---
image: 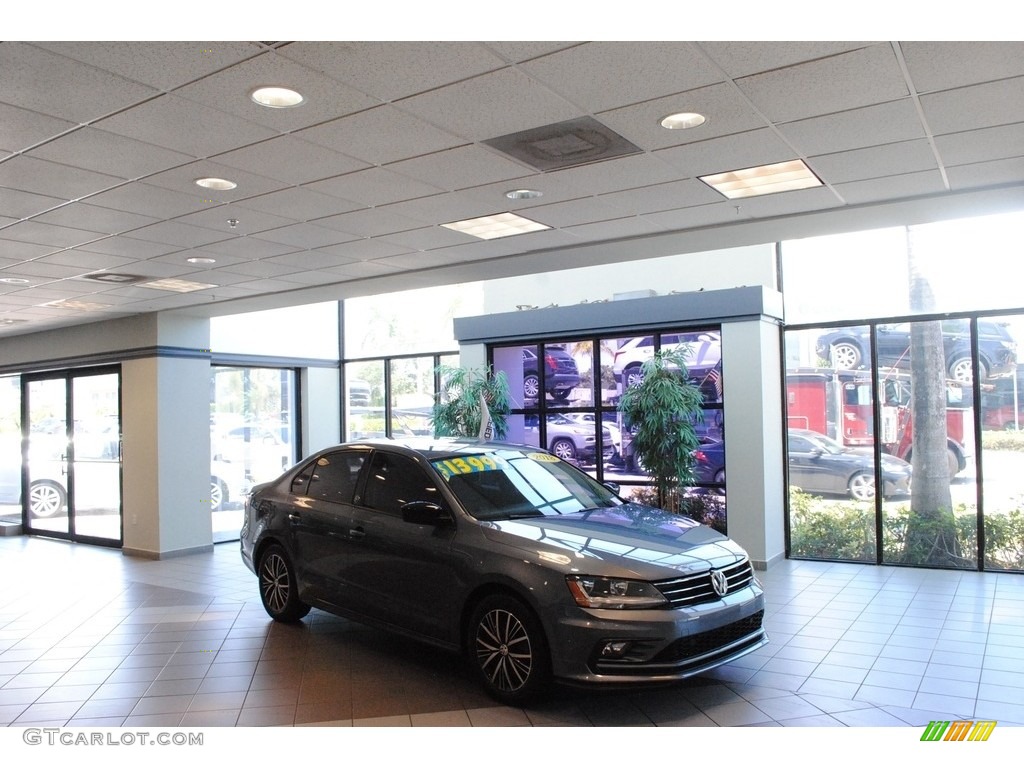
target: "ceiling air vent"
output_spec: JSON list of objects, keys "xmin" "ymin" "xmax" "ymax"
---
[
  {"xmin": 483, "ymin": 116, "xmax": 642, "ymax": 172},
  {"xmin": 83, "ymin": 273, "xmax": 148, "ymax": 284}
]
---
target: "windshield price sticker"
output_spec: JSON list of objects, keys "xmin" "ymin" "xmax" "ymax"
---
[
  {"xmin": 527, "ymin": 452, "xmax": 561, "ymax": 463},
  {"xmin": 432, "ymin": 455, "xmax": 501, "ymax": 479}
]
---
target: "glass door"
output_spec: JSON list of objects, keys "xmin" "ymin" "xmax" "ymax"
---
[{"xmin": 23, "ymin": 369, "xmax": 122, "ymax": 546}]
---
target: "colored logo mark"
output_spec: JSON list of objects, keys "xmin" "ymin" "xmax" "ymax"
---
[{"xmin": 920, "ymin": 720, "xmax": 996, "ymax": 742}]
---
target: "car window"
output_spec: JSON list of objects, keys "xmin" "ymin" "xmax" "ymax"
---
[
  {"xmin": 362, "ymin": 451, "xmax": 443, "ymax": 516},
  {"xmin": 305, "ymin": 450, "xmax": 367, "ymax": 504}
]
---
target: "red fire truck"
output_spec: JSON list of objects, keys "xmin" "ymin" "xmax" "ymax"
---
[{"xmin": 785, "ymin": 368, "xmax": 972, "ymax": 476}]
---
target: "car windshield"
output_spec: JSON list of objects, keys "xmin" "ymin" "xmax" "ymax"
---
[{"xmin": 430, "ymin": 448, "xmax": 621, "ymax": 521}]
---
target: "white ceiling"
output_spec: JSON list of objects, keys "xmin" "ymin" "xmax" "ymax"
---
[{"xmin": 1, "ymin": 40, "xmax": 1023, "ymax": 336}]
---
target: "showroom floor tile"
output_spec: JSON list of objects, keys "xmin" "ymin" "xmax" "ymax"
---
[{"xmin": 1, "ymin": 535, "xmax": 1023, "ymax": 727}]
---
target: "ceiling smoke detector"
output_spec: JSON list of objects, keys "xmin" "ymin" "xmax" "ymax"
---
[{"xmin": 483, "ymin": 117, "xmax": 642, "ymax": 172}]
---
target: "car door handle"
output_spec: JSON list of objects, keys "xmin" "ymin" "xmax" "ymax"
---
[
  {"xmin": 348, "ymin": 526, "xmax": 365, "ymax": 539},
  {"xmin": 288, "ymin": 513, "xmax": 301, "ymax": 523}
]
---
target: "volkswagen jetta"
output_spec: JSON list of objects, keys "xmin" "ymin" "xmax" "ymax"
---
[{"xmin": 240, "ymin": 438, "xmax": 767, "ymax": 704}]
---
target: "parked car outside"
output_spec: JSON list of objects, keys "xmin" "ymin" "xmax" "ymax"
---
[
  {"xmin": 524, "ymin": 413, "xmax": 613, "ymax": 464},
  {"xmin": 210, "ymin": 459, "xmax": 253, "ymax": 511},
  {"xmin": 693, "ymin": 440, "xmax": 726, "ymax": 484},
  {"xmin": 815, "ymin": 320, "xmax": 1016, "ymax": 383},
  {"xmin": 612, "ymin": 333, "xmax": 723, "ymax": 401},
  {"xmin": 240, "ymin": 438, "xmax": 767, "ymax": 703},
  {"xmin": 522, "ymin": 346, "xmax": 580, "ymax": 402},
  {"xmin": 787, "ymin": 428, "xmax": 912, "ymax": 501}
]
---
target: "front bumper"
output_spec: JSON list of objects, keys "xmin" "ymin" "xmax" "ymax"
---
[{"xmin": 545, "ymin": 585, "xmax": 767, "ymax": 685}]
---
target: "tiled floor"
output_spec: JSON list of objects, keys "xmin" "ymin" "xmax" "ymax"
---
[{"xmin": 1, "ymin": 534, "xmax": 1023, "ymax": 727}]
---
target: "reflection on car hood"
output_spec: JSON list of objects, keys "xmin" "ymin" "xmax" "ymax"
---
[{"xmin": 479, "ymin": 503, "xmax": 746, "ymax": 578}]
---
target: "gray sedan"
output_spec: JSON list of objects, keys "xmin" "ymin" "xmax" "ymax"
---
[{"xmin": 240, "ymin": 438, "xmax": 767, "ymax": 704}]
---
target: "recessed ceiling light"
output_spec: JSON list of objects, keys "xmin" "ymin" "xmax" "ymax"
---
[
  {"xmin": 505, "ymin": 189, "xmax": 543, "ymax": 201},
  {"xmin": 142, "ymin": 278, "xmax": 217, "ymax": 293},
  {"xmin": 699, "ymin": 159, "xmax": 823, "ymax": 199},
  {"xmin": 0, "ymin": 277, "xmax": 30, "ymax": 284},
  {"xmin": 187, "ymin": 256, "xmax": 217, "ymax": 264},
  {"xmin": 43, "ymin": 299, "xmax": 111, "ymax": 311},
  {"xmin": 84, "ymin": 272, "xmax": 146, "ymax": 284},
  {"xmin": 441, "ymin": 212, "xmax": 550, "ymax": 240},
  {"xmin": 250, "ymin": 86, "xmax": 304, "ymax": 108},
  {"xmin": 195, "ymin": 177, "xmax": 237, "ymax": 191},
  {"xmin": 660, "ymin": 112, "xmax": 707, "ymax": 130}
]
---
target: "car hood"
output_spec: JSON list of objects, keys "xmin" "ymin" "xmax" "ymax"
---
[{"xmin": 477, "ymin": 503, "xmax": 747, "ymax": 579}]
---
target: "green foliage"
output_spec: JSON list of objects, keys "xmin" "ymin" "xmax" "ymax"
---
[
  {"xmin": 617, "ymin": 349, "xmax": 704, "ymax": 506},
  {"xmin": 788, "ymin": 489, "xmax": 1024, "ymax": 571},
  {"xmin": 431, "ymin": 365, "xmax": 511, "ymax": 440},
  {"xmin": 981, "ymin": 430, "xmax": 1024, "ymax": 452}
]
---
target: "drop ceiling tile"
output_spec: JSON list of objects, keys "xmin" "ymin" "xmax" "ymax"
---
[
  {"xmin": 141, "ymin": 160, "xmax": 289, "ymax": 203},
  {"xmin": 808, "ymin": 139, "xmax": 939, "ymax": 185},
  {"xmin": 778, "ymin": 99, "xmax": 926, "ymax": 157},
  {"xmin": 935, "ymin": 123, "xmax": 1024, "ymax": 166},
  {"xmin": 175, "ymin": 50, "xmax": 380, "ymax": 132},
  {"xmin": 656, "ymin": 128, "xmax": 798, "ymax": 178},
  {"xmin": 382, "ymin": 191, "xmax": 510, "ymax": 228},
  {"xmin": 737, "ymin": 44, "xmax": 908, "ymax": 123},
  {"xmin": 698, "ymin": 41, "xmax": 874, "ymax": 79},
  {"xmin": 388, "ymin": 145, "xmax": 534, "ymax": 192},
  {"xmin": 313, "ymin": 238, "xmax": 414, "ymax": 262},
  {"xmin": 0, "ymin": 188, "xmax": 67, "ymax": 219},
  {"xmin": 520, "ymin": 197, "xmax": 628, "ymax": 229},
  {"xmin": 639, "ymin": 202, "xmax": 742, "ymax": 232},
  {"xmin": 833, "ymin": 170, "xmax": 947, "ymax": 205},
  {"xmin": 296, "ymin": 105, "xmax": 466, "ymax": 167},
  {"xmin": 597, "ymin": 83, "xmax": 769, "ymax": 152},
  {"xmin": 281, "ymin": 41, "xmax": 507, "ymax": 102},
  {"xmin": 95, "ymin": 93, "xmax": 278, "ymax": 158},
  {"xmin": 218, "ymin": 259, "xmax": 319, "ymax": 279},
  {"xmin": 251, "ymin": 223, "xmax": 361, "ymax": 250},
  {"xmin": 377, "ymin": 226, "xmax": 477, "ymax": 251},
  {"xmin": 34, "ymin": 41, "xmax": 264, "ymax": 91},
  {"xmin": 0, "ymin": 220, "xmax": 105, "ymax": 248},
  {"xmin": 197, "ymin": 236, "xmax": 301, "ymax": 260},
  {"xmin": 128, "ymin": 220, "xmax": 234, "ymax": 249},
  {"xmin": 238, "ymin": 187, "xmax": 363, "ymax": 222},
  {"xmin": 34, "ymin": 203, "xmax": 158, "ymax": 235},
  {"xmin": 37, "ymin": 250, "xmax": 138, "ymax": 271},
  {"xmin": 174, "ymin": 204, "xmax": 298, "ymax": 236},
  {"xmin": 901, "ymin": 41, "xmax": 1024, "ymax": 94},
  {"xmin": 316, "ymin": 207, "xmax": 435, "ymax": 239},
  {"xmin": 213, "ymin": 135, "xmax": 370, "ymax": 186},
  {"xmin": 563, "ymin": 216, "xmax": 666, "ymax": 241},
  {"xmin": 947, "ymin": 156, "xmax": 1024, "ymax": 191},
  {"xmin": 521, "ymin": 42, "xmax": 722, "ymax": 113},
  {"xmin": 76, "ymin": 236, "xmax": 183, "ymax": 259},
  {"xmin": 727, "ymin": 185, "xmax": 843, "ymax": 219},
  {"xmin": 0, "ymin": 239, "xmax": 58, "ymax": 261},
  {"xmin": 28, "ymin": 128, "xmax": 194, "ymax": 180},
  {"xmin": 0, "ymin": 260, "xmax": 91, "ymax": 279},
  {"xmin": 397, "ymin": 67, "xmax": 581, "ymax": 142},
  {"xmin": 596, "ymin": 178, "xmax": 723, "ymax": 215},
  {"xmin": 85, "ymin": 182, "xmax": 212, "ymax": 219},
  {"xmin": 482, "ymin": 42, "xmax": 580, "ymax": 63},
  {"xmin": 0, "ymin": 102, "xmax": 76, "ymax": 154},
  {"xmin": 0, "ymin": 42, "xmax": 159, "ymax": 123},
  {"xmin": 543, "ymin": 152, "xmax": 682, "ymax": 196},
  {"xmin": 307, "ymin": 167, "xmax": 445, "ymax": 208},
  {"xmin": 263, "ymin": 250, "xmax": 361, "ymax": 270},
  {"xmin": 318, "ymin": 259, "xmax": 403, "ymax": 280},
  {"xmin": 0, "ymin": 155, "xmax": 124, "ymax": 200},
  {"xmin": 921, "ymin": 77, "xmax": 1024, "ymax": 135}
]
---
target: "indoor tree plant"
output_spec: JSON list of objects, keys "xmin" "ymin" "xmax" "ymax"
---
[
  {"xmin": 431, "ymin": 364, "xmax": 512, "ymax": 440},
  {"xmin": 617, "ymin": 348, "xmax": 705, "ymax": 511}
]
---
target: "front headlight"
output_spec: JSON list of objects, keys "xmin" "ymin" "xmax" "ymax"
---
[{"xmin": 565, "ymin": 575, "xmax": 668, "ymax": 609}]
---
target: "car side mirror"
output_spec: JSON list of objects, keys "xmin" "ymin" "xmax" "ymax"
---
[
  {"xmin": 603, "ymin": 481, "xmax": 621, "ymax": 495},
  {"xmin": 401, "ymin": 500, "xmax": 451, "ymax": 526}
]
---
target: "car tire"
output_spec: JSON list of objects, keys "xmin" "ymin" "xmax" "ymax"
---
[
  {"xmin": 467, "ymin": 594, "xmax": 550, "ymax": 705},
  {"xmin": 624, "ymin": 364, "xmax": 644, "ymax": 388},
  {"xmin": 713, "ymin": 469, "xmax": 726, "ymax": 484},
  {"xmin": 210, "ymin": 478, "xmax": 227, "ymax": 511},
  {"xmin": 523, "ymin": 374, "xmax": 540, "ymax": 400},
  {"xmin": 551, "ymin": 388, "xmax": 572, "ymax": 401},
  {"xmin": 257, "ymin": 544, "xmax": 311, "ymax": 623},
  {"xmin": 550, "ymin": 438, "xmax": 577, "ymax": 461},
  {"xmin": 948, "ymin": 356, "xmax": 984, "ymax": 383},
  {"xmin": 848, "ymin": 472, "xmax": 875, "ymax": 502},
  {"xmin": 829, "ymin": 341, "xmax": 862, "ymax": 370},
  {"xmin": 28, "ymin": 480, "xmax": 66, "ymax": 518}
]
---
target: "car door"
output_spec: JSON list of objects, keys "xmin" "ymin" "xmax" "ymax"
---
[
  {"xmin": 787, "ymin": 434, "xmax": 841, "ymax": 495},
  {"xmin": 343, "ymin": 449, "xmax": 462, "ymax": 643},
  {"xmin": 287, "ymin": 448, "xmax": 370, "ymax": 607}
]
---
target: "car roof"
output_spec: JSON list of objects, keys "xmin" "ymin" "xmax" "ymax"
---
[{"xmin": 317, "ymin": 437, "xmax": 540, "ymax": 461}]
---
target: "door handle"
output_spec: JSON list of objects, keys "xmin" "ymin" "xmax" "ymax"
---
[{"xmin": 348, "ymin": 526, "xmax": 365, "ymax": 539}]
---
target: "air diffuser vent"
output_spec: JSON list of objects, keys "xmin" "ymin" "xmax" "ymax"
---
[{"xmin": 483, "ymin": 117, "xmax": 642, "ymax": 172}]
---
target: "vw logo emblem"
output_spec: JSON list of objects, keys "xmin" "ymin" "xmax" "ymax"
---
[{"xmin": 710, "ymin": 569, "xmax": 728, "ymax": 597}]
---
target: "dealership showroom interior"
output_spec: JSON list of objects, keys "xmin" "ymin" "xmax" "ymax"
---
[{"xmin": 2, "ymin": 39, "xmax": 1024, "ymax": 732}]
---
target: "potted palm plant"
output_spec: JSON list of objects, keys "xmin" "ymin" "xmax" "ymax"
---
[{"xmin": 431, "ymin": 364, "xmax": 512, "ymax": 440}]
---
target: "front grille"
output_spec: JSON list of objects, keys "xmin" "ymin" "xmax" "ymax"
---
[
  {"xmin": 651, "ymin": 611, "xmax": 765, "ymax": 665},
  {"xmin": 654, "ymin": 557, "xmax": 754, "ymax": 608}
]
